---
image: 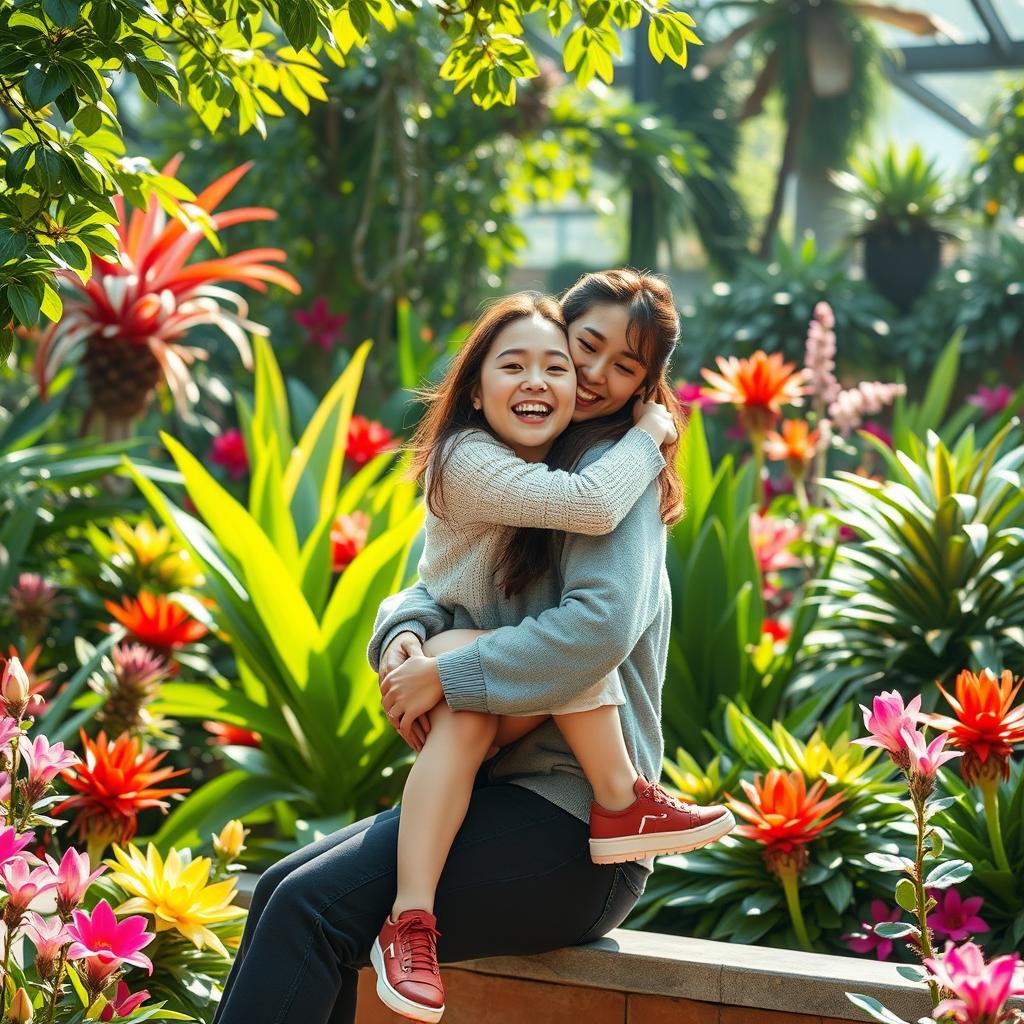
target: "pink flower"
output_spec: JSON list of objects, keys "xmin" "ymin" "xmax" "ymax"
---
[
  {"xmin": 20, "ymin": 733, "xmax": 79, "ymax": 788},
  {"xmin": 67, "ymin": 899, "xmax": 154, "ymax": 992},
  {"xmin": 0, "ymin": 857, "xmax": 58, "ymax": 914},
  {"xmin": 0, "ymin": 717, "xmax": 22, "ymax": 748},
  {"xmin": 842, "ymin": 899, "xmax": 904, "ymax": 961},
  {"xmin": 293, "ymin": 296, "xmax": 349, "ymax": 352},
  {"xmin": 675, "ymin": 380, "xmax": 716, "ymax": 411},
  {"xmin": 860, "ymin": 420, "xmax": 893, "ymax": 448},
  {"xmin": 924, "ymin": 941, "xmax": 1024, "ymax": 1023},
  {"xmin": 0, "ymin": 826, "xmax": 33, "ymax": 870},
  {"xmin": 803, "ymin": 304, "xmax": 840, "ymax": 404},
  {"xmin": 210, "ymin": 428, "xmax": 249, "ymax": 479},
  {"xmin": 750, "ymin": 513, "xmax": 802, "ymax": 574},
  {"xmin": 927, "ymin": 888, "xmax": 989, "ymax": 943},
  {"xmin": 901, "ymin": 727, "xmax": 961, "ymax": 778},
  {"xmin": 828, "ymin": 381, "xmax": 906, "ymax": 435},
  {"xmin": 24, "ymin": 911, "xmax": 69, "ymax": 977},
  {"xmin": 967, "ymin": 384, "xmax": 1014, "ymax": 418},
  {"xmin": 854, "ymin": 691, "xmax": 922, "ymax": 755},
  {"xmin": 45, "ymin": 847, "xmax": 106, "ymax": 917},
  {"xmin": 100, "ymin": 980, "xmax": 150, "ymax": 1021}
]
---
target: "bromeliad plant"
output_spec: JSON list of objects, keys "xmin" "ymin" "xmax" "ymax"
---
[{"xmin": 127, "ymin": 336, "xmax": 424, "ymax": 854}]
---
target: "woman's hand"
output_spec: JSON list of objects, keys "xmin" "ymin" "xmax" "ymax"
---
[
  {"xmin": 633, "ymin": 398, "xmax": 679, "ymax": 447},
  {"xmin": 379, "ymin": 631, "xmax": 431, "ymax": 750},
  {"xmin": 380, "ymin": 655, "xmax": 444, "ymax": 751}
]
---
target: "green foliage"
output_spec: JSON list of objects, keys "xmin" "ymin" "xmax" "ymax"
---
[
  {"xmin": 633, "ymin": 702, "xmax": 906, "ymax": 952},
  {"xmin": 803, "ymin": 422, "xmax": 1024, "ymax": 716},
  {"xmin": 833, "ymin": 144, "xmax": 953, "ymax": 235},
  {"xmin": 678, "ymin": 233, "xmax": 895, "ymax": 377},
  {"xmin": 664, "ymin": 407, "xmax": 819, "ymax": 760},
  {"xmin": 130, "ymin": 336, "xmax": 423, "ymax": 850},
  {"xmin": 966, "ymin": 78, "xmax": 1024, "ymax": 223}
]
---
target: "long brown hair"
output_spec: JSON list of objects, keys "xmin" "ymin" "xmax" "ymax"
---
[
  {"xmin": 407, "ymin": 291, "xmax": 567, "ymax": 520},
  {"xmin": 498, "ymin": 268, "xmax": 686, "ymax": 596}
]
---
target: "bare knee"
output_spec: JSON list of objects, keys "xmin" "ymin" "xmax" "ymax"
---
[
  {"xmin": 428, "ymin": 700, "xmax": 498, "ymax": 745},
  {"xmin": 422, "ymin": 629, "xmax": 489, "ymax": 658}
]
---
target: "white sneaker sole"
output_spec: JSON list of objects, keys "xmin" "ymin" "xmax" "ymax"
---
[
  {"xmin": 589, "ymin": 809, "xmax": 736, "ymax": 864},
  {"xmin": 370, "ymin": 938, "xmax": 445, "ymax": 1023}
]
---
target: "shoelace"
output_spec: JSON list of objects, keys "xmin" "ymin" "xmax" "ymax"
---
[
  {"xmin": 641, "ymin": 781, "xmax": 689, "ymax": 812},
  {"xmin": 396, "ymin": 916, "xmax": 442, "ymax": 973}
]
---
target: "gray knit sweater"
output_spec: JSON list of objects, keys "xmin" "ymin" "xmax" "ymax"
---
[
  {"xmin": 418, "ymin": 425, "xmax": 664, "ymax": 630},
  {"xmin": 367, "ymin": 440, "xmax": 672, "ymax": 839}
]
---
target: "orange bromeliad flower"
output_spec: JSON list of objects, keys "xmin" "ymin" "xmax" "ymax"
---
[
  {"xmin": 105, "ymin": 593, "xmax": 207, "ymax": 652},
  {"xmin": 764, "ymin": 419, "xmax": 821, "ymax": 478},
  {"xmin": 56, "ymin": 731, "xmax": 190, "ymax": 861},
  {"xmin": 726, "ymin": 768, "xmax": 843, "ymax": 876},
  {"xmin": 700, "ymin": 351, "xmax": 810, "ymax": 437},
  {"xmin": 929, "ymin": 668, "xmax": 1024, "ymax": 787}
]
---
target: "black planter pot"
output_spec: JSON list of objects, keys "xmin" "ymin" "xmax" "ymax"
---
[{"xmin": 863, "ymin": 226, "xmax": 943, "ymax": 313}]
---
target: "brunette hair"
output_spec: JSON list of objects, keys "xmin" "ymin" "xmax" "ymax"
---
[
  {"xmin": 407, "ymin": 291, "xmax": 567, "ymax": 521},
  {"xmin": 497, "ymin": 268, "xmax": 686, "ymax": 596}
]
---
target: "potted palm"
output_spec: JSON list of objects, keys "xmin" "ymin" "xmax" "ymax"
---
[{"xmin": 832, "ymin": 144, "xmax": 955, "ymax": 311}]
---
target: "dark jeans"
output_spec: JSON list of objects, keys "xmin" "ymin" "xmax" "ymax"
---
[{"xmin": 214, "ymin": 779, "xmax": 647, "ymax": 1024}]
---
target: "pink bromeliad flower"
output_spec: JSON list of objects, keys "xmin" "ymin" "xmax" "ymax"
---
[
  {"xmin": 100, "ymin": 980, "xmax": 151, "ymax": 1021},
  {"xmin": 901, "ymin": 727, "xmax": 960, "ymax": 778},
  {"xmin": 854, "ymin": 691, "xmax": 922, "ymax": 756},
  {"xmin": 924, "ymin": 941, "xmax": 1024, "ymax": 1023},
  {"xmin": 842, "ymin": 900, "xmax": 904, "ymax": 961},
  {"xmin": 67, "ymin": 899, "xmax": 154, "ymax": 994},
  {"xmin": 0, "ymin": 857, "xmax": 59, "ymax": 915},
  {"xmin": 927, "ymin": 888, "xmax": 989, "ymax": 943},
  {"xmin": 45, "ymin": 847, "xmax": 107, "ymax": 917},
  {"xmin": 0, "ymin": 827, "xmax": 34, "ymax": 871}
]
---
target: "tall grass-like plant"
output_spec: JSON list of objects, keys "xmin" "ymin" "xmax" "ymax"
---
[
  {"xmin": 798, "ymin": 422, "xmax": 1024, "ymax": 720},
  {"xmin": 127, "ymin": 337, "xmax": 423, "ymax": 851}
]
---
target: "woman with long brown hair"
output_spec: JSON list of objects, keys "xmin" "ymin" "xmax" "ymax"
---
[{"xmin": 213, "ymin": 270, "xmax": 711, "ymax": 1024}]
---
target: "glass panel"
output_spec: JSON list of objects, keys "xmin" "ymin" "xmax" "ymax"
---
[{"xmin": 993, "ymin": 0, "xmax": 1024, "ymax": 36}]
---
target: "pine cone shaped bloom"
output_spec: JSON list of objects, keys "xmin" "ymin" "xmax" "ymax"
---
[
  {"xmin": 93, "ymin": 643, "xmax": 170, "ymax": 736},
  {"xmin": 726, "ymin": 769, "xmax": 844, "ymax": 876},
  {"xmin": 700, "ymin": 351, "xmax": 810, "ymax": 437},
  {"xmin": 105, "ymin": 843, "xmax": 245, "ymax": 958},
  {"xmin": 34, "ymin": 158, "xmax": 301, "ymax": 439},
  {"xmin": 929, "ymin": 668, "xmax": 1024, "ymax": 786},
  {"xmin": 105, "ymin": 593, "xmax": 207, "ymax": 652},
  {"xmin": 56, "ymin": 731, "xmax": 190, "ymax": 854},
  {"xmin": 6, "ymin": 573, "xmax": 61, "ymax": 641}
]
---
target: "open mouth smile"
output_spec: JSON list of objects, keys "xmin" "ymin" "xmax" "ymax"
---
[{"xmin": 511, "ymin": 401, "xmax": 554, "ymax": 423}]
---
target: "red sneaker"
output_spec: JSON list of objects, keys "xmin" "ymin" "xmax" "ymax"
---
[
  {"xmin": 589, "ymin": 776, "xmax": 735, "ymax": 864},
  {"xmin": 370, "ymin": 909, "xmax": 445, "ymax": 1023}
]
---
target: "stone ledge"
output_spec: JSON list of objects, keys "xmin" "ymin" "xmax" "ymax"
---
[{"xmin": 235, "ymin": 874, "xmax": 1023, "ymax": 1022}]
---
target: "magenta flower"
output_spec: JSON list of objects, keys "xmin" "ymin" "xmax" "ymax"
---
[
  {"xmin": 927, "ymin": 888, "xmax": 989, "ymax": 943},
  {"xmin": 100, "ymin": 980, "xmax": 151, "ymax": 1021},
  {"xmin": 0, "ymin": 826, "xmax": 33, "ymax": 870},
  {"xmin": 20, "ymin": 733, "xmax": 79, "ymax": 788},
  {"xmin": 0, "ymin": 857, "xmax": 58, "ymax": 914},
  {"xmin": 924, "ymin": 941, "xmax": 1024, "ymax": 1023},
  {"xmin": 45, "ymin": 847, "xmax": 107, "ymax": 917},
  {"xmin": 854, "ymin": 691, "xmax": 922, "ymax": 756},
  {"xmin": 842, "ymin": 900, "xmax": 904, "ymax": 961},
  {"xmin": 293, "ymin": 296, "xmax": 349, "ymax": 352},
  {"xmin": 67, "ymin": 899, "xmax": 154, "ymax": 993},
  {"xmin": 675, "ymin": 380, "xmax": 716, "ymax": 411},
  {"xmin": 0, "ymin": 717, "xmax": 21, "ymax": 748},
  {"xmin": 901, "ymin": 727, "xmax": 960, "ymax": 778},
  {"xmin": 860, "ymin": 420, "xmax": 893, "ymax": 448},
  {"xmin": 210, "ymin": 428, "xmax": 249, "ymax": 480},
  {"xmin": 967, "ymin": 384, "xmax": 1014, "ymax": 418}
]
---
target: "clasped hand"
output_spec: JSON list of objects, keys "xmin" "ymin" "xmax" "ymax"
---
[{"xmin": 378, "ymin": 639, "xmax": 443, "ymax": 751}]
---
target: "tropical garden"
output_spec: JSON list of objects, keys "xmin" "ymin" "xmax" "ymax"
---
[{"xmin": 2, "ymin": 0, "xmax": 1024, "ymax": 1021}]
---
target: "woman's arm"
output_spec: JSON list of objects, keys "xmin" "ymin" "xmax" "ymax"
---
[
  {"xmin": 367, "ymin": 580, "xmax": 454, "ymax": 674},
  {"xmin": 440, "ymin": 427, "xmax": 665, "ymax": 536},
  {"xmin": 435, "ymin": 474, "xmax": 666, "ymax": 714}
]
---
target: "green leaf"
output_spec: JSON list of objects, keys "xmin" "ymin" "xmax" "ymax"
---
[
  {"xmin": 924, "ymin": 859, "xmax": 972, "ymax": 889},
  {"xmin": 0, "ymin": 230, "xmax": 28, "ymax": 264},
  {"xmin": 5, "ymin": 147, "xmax": 32, "ymax": 188},
  {"xmin": 279, "ymin": 0, "xmax": 319, "ymax": 48},
  {"xmin": 895, "ymin": 877, "xmax": 916, "ymax": 913},
  {"xmin": 43, "ymin": 0, "xmax": 82, "ymax": 27},
  {"xmin": 845, "ymin": 994, "xmax": 910, "ymax": 1024},
  {"xmin": 872, "ymin": 921, "xmax": 919, "ymax": 939},
  {"xmin": 0, "ymin": 328, "xmax": 13, "ymax": 363},
  {"xmin": 6, "ymin": 283, "xmax": 40, "ymax": 327}
]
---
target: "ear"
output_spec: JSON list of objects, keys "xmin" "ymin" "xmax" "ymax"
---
[{"xmin": 471, "ymin": 385, "xmax": 482, "ymax": 411}]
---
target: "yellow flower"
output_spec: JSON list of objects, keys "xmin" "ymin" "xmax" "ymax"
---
[
  {"xmin": 110, "ymin": 518, "xmax": 204, "ymax": 590},
  {"xmin": 213, "ymin": 819, "xmax": 247, "ymax": 860},
  {"xmin": 663, "ymin": 750, "xmax": 726, "ymax": 805},
  {"xmin": 106, "ymin": 843, "xmax": 245, "ymax": 958}
]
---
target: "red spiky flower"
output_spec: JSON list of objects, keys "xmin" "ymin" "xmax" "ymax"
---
[{"xmin": 105, "ymin": 593, "xmax": 207, "ymax": 652}]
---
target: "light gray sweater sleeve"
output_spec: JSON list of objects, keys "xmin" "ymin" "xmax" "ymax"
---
[
  {"xmin": 440, "ymin": 426, "xmax": 665, "ymax": 535},
  {"xmin": 435, "ymin": 478, "xmax": 666, "ymax": 714},
  {"xmin": 367, "ymin": 580, "xmax": 454, "ymax": 673}
]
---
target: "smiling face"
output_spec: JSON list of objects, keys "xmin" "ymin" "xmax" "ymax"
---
[
  {"xmin": 567, "ymin": 303, "xmax": 650, "ymax": 422},
  {"xmin": 474, "ymin": 313, "xmax": 576, "ymax": 462}
]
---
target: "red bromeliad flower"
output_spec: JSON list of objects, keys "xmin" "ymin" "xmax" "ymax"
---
[
  {"xmin": 34, "ymin": 158, "xmax": 301, "ymax": 440},
  {"xmin": 56, "ymin": 731, "xmax": 189, "ymax": 860},
  {"xmin": 346, "ymin": 415, "xmax": 397, "ymax": 467},
  {"xmin": 331, "ymin": 511, "xmax": 370, "ymax": 572},
  {"xmin": 726, "ymin": 768, "xmax": 844, "ymax": 876},
  {"xmin": 210, "ymin": 428, "xmax": 249, "ymax": 479},
  {"xmin": 929, "ymin": 668, "xmax": 1024, "ymax": 787},
  {"xmin": 700, "ymin": 351, "xmax": 810, "ymax": 437},
  {"xmin": 105, "ymin": 593, "xmax": 207, "ymax": 652},
  {"xmin": 761, "ymin": 618, "xmax": 790, "ymax": 644},
  {"xmin": 202, "ymin": 721, "xmax": 262, "ymax": 748}
]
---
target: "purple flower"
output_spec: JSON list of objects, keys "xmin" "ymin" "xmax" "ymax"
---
[
  {"xmin": 860, "ymin": 420, "xmax": 893, "ymax": 448},
  {"xmin": 967, "ymin": 384, "xmax": 1014, "ymax": 418}
]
